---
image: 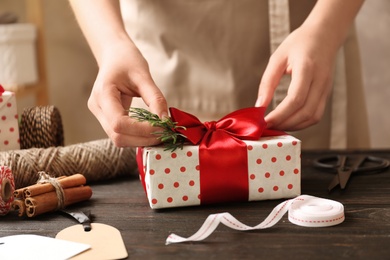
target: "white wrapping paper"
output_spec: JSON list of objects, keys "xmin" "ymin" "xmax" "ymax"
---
[
  {"xmin": 0, "ymin": 88, "xmax": 19, "ymax": 151},
  {"xmin": 0, "ymin": 23, "xmax": 37, "ymax": 88},
  {"xmin": 139, "ymin": 135, "xmax": 301, "ymax": 209}
]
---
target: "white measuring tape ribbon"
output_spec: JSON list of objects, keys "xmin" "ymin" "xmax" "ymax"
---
[{"xmin": 166, "ymin": 195, "xmax": 344, "ymax": 244}]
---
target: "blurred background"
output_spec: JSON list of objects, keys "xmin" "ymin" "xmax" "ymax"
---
[{"xmin": 0, "ymin": 0, "xmax": 389, "ymax": 148}]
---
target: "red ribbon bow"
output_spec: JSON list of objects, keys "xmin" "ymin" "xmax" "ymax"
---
[{"xmin": 169, "ymin": 107, "xmax": 269, "ymax": 205}]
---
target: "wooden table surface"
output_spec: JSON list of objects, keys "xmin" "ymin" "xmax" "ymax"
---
[{"xmin": 2, "ymin": 150, "xmax": 390, "ymax": 259}]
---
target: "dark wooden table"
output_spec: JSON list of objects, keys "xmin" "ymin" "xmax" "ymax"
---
[{"xmin": 2, "ymin": 150, "xmax": 390, "ymax": 259}]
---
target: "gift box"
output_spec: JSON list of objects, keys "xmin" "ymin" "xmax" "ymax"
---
[
  {"xmin": 0, "ymin": 23, "xmax": 38, "ymax": 89},
  {"xmin": 0, "ymin": 85, "xmax": 20, "ymax": 151},
  {"xmin": 137, "ymin": 107, "xmax": 301, "ymax": 209}
]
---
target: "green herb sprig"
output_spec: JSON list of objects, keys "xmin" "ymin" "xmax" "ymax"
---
[{"xmin": 128, "ymin": 107, "xmax": 187, "ymax": 152}]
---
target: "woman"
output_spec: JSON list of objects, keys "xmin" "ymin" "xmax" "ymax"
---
[{"xmin": 69, "ymin": 0, "xmax": 370, "ymax": 149}]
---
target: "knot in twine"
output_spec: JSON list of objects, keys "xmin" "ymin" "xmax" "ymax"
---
[{"xmin": 37, "ymin": 171, "xmax": 65, "ymax": 210}]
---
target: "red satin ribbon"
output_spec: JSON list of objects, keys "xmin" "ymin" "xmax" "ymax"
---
[
  {"xmin": 136, "ymin": 147, "xmax": 147, "ymax": 193},
  {"xmin": 0, "ymin": 84, "xmax": 4, "ymax": 94},
  {"xmin": 170, "ymin": 107, "xmax": 268, "ymax": 205}
]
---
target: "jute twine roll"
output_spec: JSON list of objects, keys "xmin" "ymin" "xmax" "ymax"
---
[
  {"xmin": 0, "ymin": 139, "xmax": 137, "ymax": 189},
  {"xmin": 19, "ymin": 106, "xmax": 64, "ymax": 149},
  {"xmin": 0, "ymin": 106, "xmax": 137, "ymax": 189}
]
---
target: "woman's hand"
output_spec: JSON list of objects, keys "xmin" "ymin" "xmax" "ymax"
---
[
  {"xmin": 256, "ymin": 0, "xmax": 365, "ymax": 131},
  {"xmin": 69, "ymin": 0, "xmax": 168, "ymax": 147},
  {"xmin": 88, "ymin": 40, "xmax": 168, "ymax": 147},
  {"xmin": 256, "ymin": 25, "xmax": 336, "ymax": 131}
]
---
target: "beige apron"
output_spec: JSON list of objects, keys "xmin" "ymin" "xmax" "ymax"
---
[{"xmin": 120, "ymin": 0, "xmax": 370, "ymax": 150}]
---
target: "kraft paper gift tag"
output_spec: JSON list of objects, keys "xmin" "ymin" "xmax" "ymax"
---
[{"xmin": 56, "ymin": 223, "xmax": 128, "ymax": 260}]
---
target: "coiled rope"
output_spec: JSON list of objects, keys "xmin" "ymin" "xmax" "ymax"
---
[
  {"xmin": 19, "ymin": 106, "xmax": 64, "ymax": 149},
  {"xmin": 0, "ymin": 106, "xmax": 137, "ymax": 189}
]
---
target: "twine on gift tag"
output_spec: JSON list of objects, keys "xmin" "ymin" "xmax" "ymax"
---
[
  {"xmin": 166, "ymin": 195, "xmax": 344, "ymax": 244},
  {"xmin": 61, "ymin": 210, "xmax": 92, "ymax": 231}
]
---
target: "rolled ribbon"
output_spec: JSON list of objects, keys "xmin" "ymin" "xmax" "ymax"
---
[
  {"xmin": 166, "ymin": 195, "xmax": 345, "ymax": 244},
  {"xmin": 0, "ymin": 165, "xmax": 15, "ymax": 216}
]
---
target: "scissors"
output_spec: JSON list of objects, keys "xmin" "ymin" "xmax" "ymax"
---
[{"xmin": 313, "ymin": 155, "xmax": 390, "ymax": 191}]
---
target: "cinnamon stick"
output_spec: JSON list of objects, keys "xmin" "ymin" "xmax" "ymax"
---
[
  {"xmin": 24, "ymin": 185, "xmax": 92, "ymax": 217},
  {"xmin": 13, "ymin": 175, "xmax": 67, "ymax": 199},
  {"xmin": 13, "ymin": 188, "xmax": 25, "ymax": 200},
  {"xmin": 24, "ymin": 174, "xmax": 85, "ymax": 197},
  {"xmin": 11, "ymin": 199, "xmax": 26, "ymax": 217}
]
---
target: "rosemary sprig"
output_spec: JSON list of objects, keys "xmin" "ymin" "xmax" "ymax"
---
[{"xmin": 128, "ymin": 107, "xmax": 187, "ymax": 152}]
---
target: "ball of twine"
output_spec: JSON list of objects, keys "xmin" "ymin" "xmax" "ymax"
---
[
  {"xmin": 0, "ymin": 106, "xmax": 137, "ymax": 189},
  {"xmin": 19, "ymin": 106, "xmax": 64, "ymax": 149},
  {"xmin": 1, "ymin": 139, "xmax": 137, "ymax": 189}
]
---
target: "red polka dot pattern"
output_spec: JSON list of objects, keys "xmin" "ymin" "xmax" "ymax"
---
[
  {"xmin": 248, "ymin": 136, "xmax": 301, "ymax": 201},
  {"xmin": 141, "ymin": 135, "xmax": 301, "ymax": 209},
  {"xmin": 0, "ymin": 90, "xmax": 20, "ymax": 151}
]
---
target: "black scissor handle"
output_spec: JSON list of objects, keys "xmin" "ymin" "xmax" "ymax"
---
[
  {"xmin": 312, "ymin": 155, "xmax": 343, "ymax": 171},
  {"xmin": 356, "ymin": 156, "xmax": 390, "ymax": 173},
  {"xmin": 313, "ymin": 155, "xmax": 390, "ymax": 173}
]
